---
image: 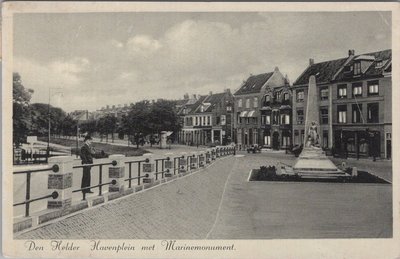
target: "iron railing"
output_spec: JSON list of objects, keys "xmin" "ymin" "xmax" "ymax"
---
[
  {"xmin": 72, "ymin": 160, "xmax": 117, "ymax": 200},
  {"xmin": 13, "ymin": 164, "xmax": 60, "ymax": 217}
]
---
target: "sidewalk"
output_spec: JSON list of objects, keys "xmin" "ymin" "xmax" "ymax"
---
[{"xmin": 15, "ymin": 153, "xmax": 391, "ymax": 239}]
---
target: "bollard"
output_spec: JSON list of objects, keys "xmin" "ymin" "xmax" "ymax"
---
[
  {"xmin": 205, "ymin": 149, "xmax": 212, "ymax": 164},
  {"xmin": 179, "ymin": 152, "xmax": 187, "ymax": 173},
  {"xmin": 142, "ymin": 153, "xmax": 155, "ymax": 183},
  {"xmin": 190, "ymin": 152, "xmax": 198, "ymax": 170},
  {"xmin": 47, "ymin": 156, "xmax": 73, "ymax": 209},
  {"xmin": 198, "ymin": 151, "xmax": 205, "ymax": 167},
  {"xmin": 352, "ymin": 167, "xmax": 358, "ymax": 177},
  {"xmin": 108, "ymin": 154, "xmax": 125, "ymax": 192},
  {"xmin": 164, "ymin": 153, "xmax": 173, "ymax": 177}
]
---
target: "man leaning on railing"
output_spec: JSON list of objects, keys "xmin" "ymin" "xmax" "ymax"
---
[{"xmin": 80, "ymin": 135, "xmax": 95, "ymax": 194}]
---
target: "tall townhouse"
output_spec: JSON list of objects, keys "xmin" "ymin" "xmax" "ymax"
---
[
  {"xmin": 179, "ymin": 90, "xmax": 234, "ymax": 146},
  {"xmin": 234, "ymin": 67, "xmax": 291, "ymax": 149},
  {"xmin": 292, "ymin": 49, "xmax": 392, "ymax": 159}
]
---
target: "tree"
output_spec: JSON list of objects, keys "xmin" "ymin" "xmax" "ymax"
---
[
  {"xmin": 123, "ymin": 100, "xmax": 152, "ymax": 148},
  {"xmin": 103, "ymin": 114, "xmax": 117, "ymax": 143},
  {"xmin": 149, "ymin": 99, "xmax": 182, "ymax": 145},
  {"xmin": 13, "ymin": 73, "xmax": 34, "ymax": 147},
  {"xmin": 79, "ymin": 119, "xmax": 97, "ymax": 136},
  {"xmin": 30, "ymin": 103, "xmax": 67, "ymax": 137},
  {"xmin": 61, "ymin": 115, "xmax": 77, "ymax": 137}
]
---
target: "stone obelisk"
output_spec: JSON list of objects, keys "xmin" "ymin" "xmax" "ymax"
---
[{"xmin": 293, "ymin": 76, "xmax": 349, "ymax": 179}]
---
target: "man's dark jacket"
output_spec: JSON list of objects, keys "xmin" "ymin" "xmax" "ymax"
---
[{"xmin": 80, "ymin": 144, "xmax": 93, "ymax": 164}]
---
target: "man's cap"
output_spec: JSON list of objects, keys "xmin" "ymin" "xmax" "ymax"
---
[{"xmin": 84, "ymin": 135, "xmax": 93, "ymax": 141}]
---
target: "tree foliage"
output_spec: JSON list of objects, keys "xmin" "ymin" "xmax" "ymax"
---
[{"xmin": 13, "ymin": 73, "xmax": 34, "ymax": 147}]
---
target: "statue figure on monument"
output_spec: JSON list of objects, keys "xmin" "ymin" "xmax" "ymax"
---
[{"xmin": 306, "ymin": 121, "xmax": 319, "ymax": 147}]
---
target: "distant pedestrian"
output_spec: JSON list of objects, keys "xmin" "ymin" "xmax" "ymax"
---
[{"xmin": 80, "ymin": 135, "xmax": 95, "ymax": 194}]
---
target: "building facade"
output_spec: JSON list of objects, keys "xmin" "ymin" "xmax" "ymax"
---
[
  {"xmin": 179, "ymin": 90, "xmax": 234, "ymax": 146},
  {"xmin": 233, "ymin": 67, "xmax": 291, "ymax": 149},
  {"xmin": 292, "ymin": 49, "xmax": 392, "ymax": 159}
]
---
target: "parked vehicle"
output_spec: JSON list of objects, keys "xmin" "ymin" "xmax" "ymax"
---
[{"xmin": 247, "ymin": 144, "xmax": 261, "ymax": 153}]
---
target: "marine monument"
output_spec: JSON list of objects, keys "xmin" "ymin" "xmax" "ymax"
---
[{"xmin": 282, "ymin": 75, "xmax": 350, "ymax": 180}]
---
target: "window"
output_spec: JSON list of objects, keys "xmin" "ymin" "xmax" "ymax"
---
[
  {"xmin": 354, "ymin": 62, "xmax": 361, "ymax": 75},
  {"xmin": 195, "ymin": 117, "xmax": 199, "ymax": 125},
  {"xmin": 252, "ymin": 97, "xmax": 258, "ymax": 108},
  {"xmin": 238, "ymin": 99, "xmax": 242, "ymax": 108},
  {"xmin": 294, "ymin": 130, "xmax": 299, "ymax": 145},
  {"xmin": 367, "ymin": 103, "xmax": 379, "ymax": 123},
  {"xmin": 297, "ymin": 110, "xmax": 304, "ymax": 124},
  {"xmin": 264, "ymin": 95, "xmax": 271, "ymax": 105},
  {"xmin": 376, "ymin": 60, "xmax": 383, "ymax": 68},
  {"xmin": 338, "ymin": 105, "xmax": 347, "ymax": 123},
  {"xmin": 368, "ymin": 81, "xmax": 379, "ymax": 96},
  {"xmin": 320, "ymin": 108, "xmax": 328, "ymax": 124},
  {"xmin": 226, "ymin": 106, "xmax": 232, "ymax": 111},
  {"xmin": 246, "ymin": 117, "xmax": 250, "ymax": 124},
  {"xmin": 221, "ymin": 115, "xmax": 226, "ymax": 125},
  {"xmin": 261, "ymin": 115, "xmax": 266, "ymax": 125},
  {"xmin": 200, "ymin": 105, "xmax": 204, "ymax": 112},
  {"xmin": 284, "ymin": 93, "xmax": 289, "ymax": 101},
  {"xmin": 216, "ymin": 116, "xmax": 220, "ymax": 125},
  {"xmin": 207, "ymin": 116, "xmax": 211, "ymax": 125},
  {"xmin": 281, "ymin": 114, "xmax": 290, "ymax": 125},
  {"xmin": 320, "ymin": 88, "xmax": 329, "ymax": 101},
  {"xmin": 352, "ymin": 104, "xmax": 363, "ymax": 123},
  {"xmin": 246, "ymin": 99, "xmax": 250, "ymax": 108},
  {"xmin": 266, "ymin": 115, "xmax": 271, "ymax": 124},
  {"xmin": 272, "ymin": 110, "xmax": 280, "ymax": 125},
  {"xmin": 338, "ymin": 84, "xmax": 347, "ymax": 98},
  {"xmin": 253, "ymin": 117, "xmax": 258, "ymax": 124},
  {"xmin": 264, "ymin": 135, "xmax": 271, "ymax": 146},
  {"xmin": 352, "ymin": 83, "xmax": 362, "ymax": 97},
  {"xmin": 275, "ymin": 92, "xmax": 281, "ymax": 102},
  {"xmin": 296, "ymin": 90, "xmax": 304, "ymax": 102}
]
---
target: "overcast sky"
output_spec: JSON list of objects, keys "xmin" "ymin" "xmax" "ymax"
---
[{"xmin": 14, "ymin": 12, "xmax": 391, "ymax": 112}]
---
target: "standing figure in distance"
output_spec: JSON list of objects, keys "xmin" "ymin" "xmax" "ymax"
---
[{"xmin": 80, "ymin": 135, "xmax": 95, "ymax": 194}]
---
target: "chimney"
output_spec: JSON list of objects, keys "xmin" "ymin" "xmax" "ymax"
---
[
  {"xmin": 192, "ymin": 94, "xmax": 197, "ymax": 99},
  {"xmin": 274, "ymin": 66, "xmax": 279, "ymax": 72},
  {"xmin": 309, "ymin": 59, "xmax": 314, "ymax": 66},
  {"xmin": 225, "ymin": 88, "xmax": 231, "ymax": 94},
  {"xmin": 184, "ymin": 93, "xmax": 189, "ymax": 100},
  {"xmin": 209, "ymin": 91, "xmax": 213, "ymax": 96},
  {"xmin": 348, "ymin": 49, "xmax": 355, "ymax": 56}
]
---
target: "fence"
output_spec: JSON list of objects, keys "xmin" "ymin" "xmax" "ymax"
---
[{"xmin": 13, "ymin": 145, "xmax": 235, "ymax": 233}]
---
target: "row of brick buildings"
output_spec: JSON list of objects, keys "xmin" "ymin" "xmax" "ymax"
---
[{"xmin": 178, "ymin": 49, "xmax": 392, "ymax": 159}]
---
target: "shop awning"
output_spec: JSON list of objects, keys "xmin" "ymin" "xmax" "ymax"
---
[
  {"xmin": 247, "ymin": 110, "xmax": 256, "ymax": 117},
  {"xmin": 239, "ymin": 111, "xmax": 248, "ymax": 117}
]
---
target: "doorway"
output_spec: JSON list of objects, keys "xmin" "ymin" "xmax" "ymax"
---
[{"xmin": 272, "ymin": 132, "xmax": 279, "ymax": 150}]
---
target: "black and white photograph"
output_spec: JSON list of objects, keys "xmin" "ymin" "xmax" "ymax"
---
[{"xmin": 2, "ymin": 2, "xmax": 400, "ymax": 258}]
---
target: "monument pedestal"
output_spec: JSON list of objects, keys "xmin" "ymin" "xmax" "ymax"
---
[{"xmin": 293, "ymin": 147, "xmax": 350, "ymax": 179}]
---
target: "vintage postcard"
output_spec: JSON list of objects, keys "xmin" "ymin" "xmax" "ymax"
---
[{"xmin": 2, "ymin": 1, "xmax": 400, "ymax": 258}]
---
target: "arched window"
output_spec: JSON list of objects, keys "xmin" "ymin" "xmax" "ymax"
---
[
  {"xmin": 246, "ymin": 99, "xmax": 250, "ymax": 108},
  {"xmin": 238, "ymin": 99, "xmax": 242, "ymax": 108},
  {"xmin": 253, "ymin": 97, "xmax": 258, "ymax": 108}
]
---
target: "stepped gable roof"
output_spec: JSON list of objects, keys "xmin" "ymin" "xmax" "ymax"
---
[
  {"xmin": 335, "ymin": 49, "xmax": 392, "ymax": 81},
  {"xmin": 293, "ymin": 58, "xmax": 348, "ymax": 86},
  {"xmin": 234, "ymin": 72, "xmax": 274, "ymax": 95}
]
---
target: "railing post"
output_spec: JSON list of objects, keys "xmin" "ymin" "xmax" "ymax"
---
[
  {"xmin": 164, "ymin": 153, "xmax": 173, "ymax": 177},
  {"xmin": 205, "ymin": 149, "xmax": 211, "ymax": 164},
  {"xmin": 190, "ymin": 152, "xmax": 198, "ymax": 170},
  {"xmin": 179, "ymin": 152, "xmax": 187, "ymax": 173},
  {"xmin": 198, "ymin": 151, "xmax": 205, "ymax": 167},
  {"xmin": 47, "ymin": 156, "xmax": 73, "ymax": 210},
  {"xmin": 108, "ymin": 154, "xmax": 125, "ymax": 192},
  {"xmin": 142, "ymin": 153, "xmax": 155, "ymax": 183},
  {"xmin": 211, "ymin": 147, "xmax": 217, "ymax": 160}
]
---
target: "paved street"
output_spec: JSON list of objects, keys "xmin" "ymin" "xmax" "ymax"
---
[{"xmin": 16, "ymin": 152, "xmax": 392, "ymax": 239}]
